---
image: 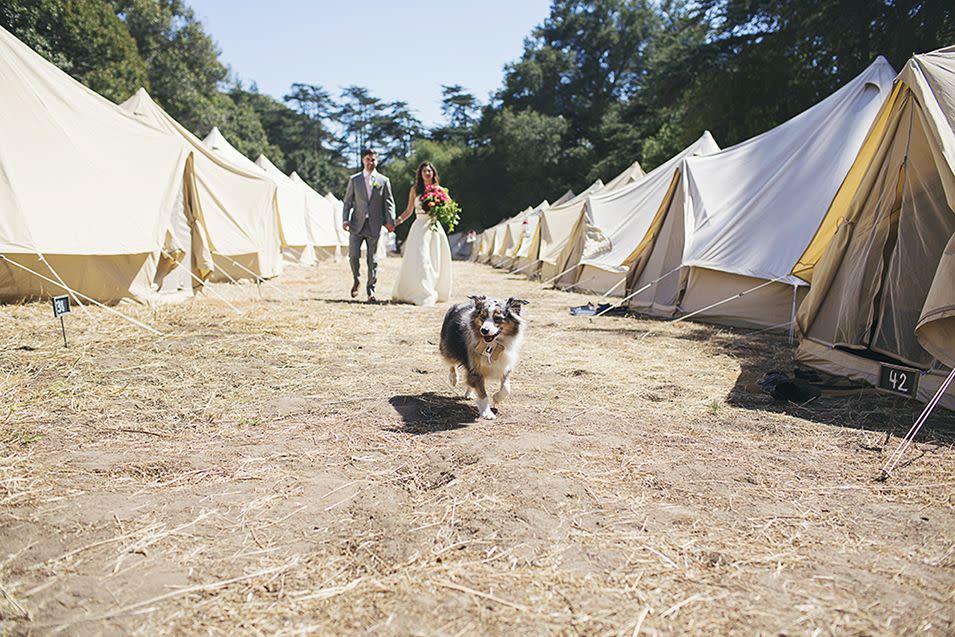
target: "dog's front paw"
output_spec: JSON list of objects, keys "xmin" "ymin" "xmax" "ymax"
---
[
  {"xmin": 477, "ymin": 398, "xmax": 496, "ymax": 420},
  {"xmin": 492, "ymin": 389, "xmax": 509, "ymax": 404},
  {"xmin": 464, "ymin": 388, "xmax": 473, "ymax": 400}
]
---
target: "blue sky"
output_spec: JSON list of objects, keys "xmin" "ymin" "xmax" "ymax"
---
[{"xmin": 187, "ymin": 0, "xmax": 553, "ymax": 127}]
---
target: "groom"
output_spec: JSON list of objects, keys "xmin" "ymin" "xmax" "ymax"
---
[{"xmin": 341, "ymin": 148, "xmax": 395, "ymax": 302}]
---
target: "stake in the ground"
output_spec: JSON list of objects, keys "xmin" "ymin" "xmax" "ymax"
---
[{"xmin": 51, "ymin": 294, "xmax": 71, "ymax": 347}]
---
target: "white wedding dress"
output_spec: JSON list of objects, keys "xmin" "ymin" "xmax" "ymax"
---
[{"xmin": 391, "ymin": 197, "xmax": 452, "ymax": 306}]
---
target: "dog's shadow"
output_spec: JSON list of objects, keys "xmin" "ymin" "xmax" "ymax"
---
[
  {"xmin": 387, "ymin": 392, "xmax": 478, "ymax": 434},
  {"xmin": 316, "ymin": 298, "xmax": 387, "ymax": 305}
]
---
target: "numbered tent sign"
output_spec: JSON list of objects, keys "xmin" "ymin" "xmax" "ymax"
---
[
  {"xmin": 877, "ymin": 363, "xmax": 920, "ymax": 398},
  {"xmin": 52, "ymin": 295, "xmax": 71, "ymax": 317}
]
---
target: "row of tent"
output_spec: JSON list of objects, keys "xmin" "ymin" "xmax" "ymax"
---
[
  {"xmin": 0, "ymin": 25, "xmax": 356, "ymax": 305},
  {"xmin": 472, "ymin": 48, "xmax": 955, "ymax": 410}
]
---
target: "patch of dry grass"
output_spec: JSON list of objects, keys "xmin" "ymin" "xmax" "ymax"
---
[{"xmin": 1, "ymin": 257, "xmax": 953, "ymax": 636}]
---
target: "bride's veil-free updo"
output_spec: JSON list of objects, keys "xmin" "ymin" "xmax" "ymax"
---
[{"xmin": 414, "ymin": 161, "xmax": 440, "ymax": 198}]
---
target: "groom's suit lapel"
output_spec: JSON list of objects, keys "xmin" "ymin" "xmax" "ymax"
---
[{"xmin": 356, "ymin": 174, "xmax": 367, "ymax": 204}]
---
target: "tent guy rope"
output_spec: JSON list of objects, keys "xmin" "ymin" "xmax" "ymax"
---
[
  {"xmin": 880, "ymin": 366, "xmax": 955, "ymax": 480},
  {"xmin": 593, "ymin": 265, "xmax": 682, "ymax": 318},
  {"xmin": 160, "ymin": 250, "xmax": 242, "ymax": 315},
  {"xmin": 212, "ymin": 251, "xmax": 300, "ymax": 303},
  {"xmin": 0, "ymin": 255, "xmax": 163, "ymax": 336}
]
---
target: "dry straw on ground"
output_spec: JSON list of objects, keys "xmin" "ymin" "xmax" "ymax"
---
[{"xmin": 1, "ymin": 257, "xmax": 953, "ymax": 636}]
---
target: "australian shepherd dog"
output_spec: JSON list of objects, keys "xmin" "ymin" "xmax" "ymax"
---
[{"xmin": 440, "ymin": 296, "xmax": 529, "ymax": 420}]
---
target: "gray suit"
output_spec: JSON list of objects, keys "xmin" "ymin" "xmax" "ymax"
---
[{"xmin": 342, "ymin": 171, "xmax": 395, "ymax": 296}]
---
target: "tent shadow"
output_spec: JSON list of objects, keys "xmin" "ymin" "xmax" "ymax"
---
[
  {"xmin": 576, "ymin": 312, "xmax": 954, "ymax": 441},
  {"xmin": 387, "ymin": 392, "xmax": 477, "ymax": 434},
  {"xmin": 574, "ymin": 318, "xmax": 719, "ymax": 340},
  {"xmin": 710, "ymin": 329, "xmax": 955, "ymax": 442}
]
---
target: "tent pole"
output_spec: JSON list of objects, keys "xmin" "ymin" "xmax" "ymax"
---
[
  {"xmin": 562, "ymin": 275, "xmax": 597, "ymax": 293},
  {"xmin": 671, "ymin": 278, "xmax": 779, "ymax": 326},
  {"xmin": 745, "ymin": 319, "xmax": 795, "ymax": 337},
  {"xmin": 0, "ymin": 255, "xmax": 163, "ymax": 335},
  {"xmin": 210, "ymin": 258, "xmax": 242, "ymax": 287},
  {"xmin": 511, "ymin": 260, "xmax": 540, "ymax": 276},
  {"xmin": 598, "ymin": 277, "xmax": 626, "ymax": 299},
  {"xmin": 669, "ymin": 266, "xmax": 813, "ymax": 327},
  {"xmin": 593, "ymin": 265, "xmax": 682, "ymax": 318},
  {"xmin": 540, "ymin": 263, "xmax": 580, "ymax": 287},
  {"xmin": 788, "ymin": 284, "xmax": 798, "ymax": 345},
  {"xmin": 880, "ymin": 366, "xmax": 955, "ymax": 480}
]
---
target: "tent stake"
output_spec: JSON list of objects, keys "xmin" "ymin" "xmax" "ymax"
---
[{"xmin": 880, "ymin": 367, "xmax": 955, "ymax": 480}]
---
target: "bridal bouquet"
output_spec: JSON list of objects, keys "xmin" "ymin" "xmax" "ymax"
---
[{"xmin": 420, "ymin": 184, "xmax": 461, "ymax": 232}]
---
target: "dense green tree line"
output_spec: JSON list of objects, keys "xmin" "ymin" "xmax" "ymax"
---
[{"xmin": 3, "ymin": 0, "xmax": 953, "ymax": 231}]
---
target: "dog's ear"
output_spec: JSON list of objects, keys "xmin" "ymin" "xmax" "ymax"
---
[
  {"xmin": 506, "ymin": 298, "xmax": 530, "ymax": 316},
  {"xmin": 467, "ymin": 295, "xmax": 487, "ymax": 308}
]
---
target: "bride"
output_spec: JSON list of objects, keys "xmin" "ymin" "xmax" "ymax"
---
[{"xmin": 391, "ymin": 161, "xmax": 453, "ymax": 306}]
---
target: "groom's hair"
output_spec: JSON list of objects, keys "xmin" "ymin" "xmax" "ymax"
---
[{"xmin": 361, "ymin": 148, "xmax": 378, "ymax": 158}]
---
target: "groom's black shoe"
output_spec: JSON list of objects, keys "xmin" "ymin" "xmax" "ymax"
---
[
  {"xmin": 350, "ymin": 282, "xmax": 359, "ymax": 299},
  {"xmin": 367, "ymin": 293, "xmax": 378, "ymax": 304}
]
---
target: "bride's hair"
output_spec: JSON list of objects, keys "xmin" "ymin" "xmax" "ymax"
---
[{"xmin": 414, "ymin": 161, "xmax": 440, "ymax": 198}]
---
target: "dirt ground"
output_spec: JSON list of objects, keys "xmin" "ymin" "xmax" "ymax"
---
[{"xmin": 1, "ymin": 257, "xmax": 953, "ymax": 636}]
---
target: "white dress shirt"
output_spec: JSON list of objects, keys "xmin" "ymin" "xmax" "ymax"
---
[{"xmin": 362, "ymin": 169, "xmax": 377, "ymax": 199}]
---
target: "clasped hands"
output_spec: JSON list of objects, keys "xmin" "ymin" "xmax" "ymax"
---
[{"xmin": 341, "ymin": 221, "xmax": 397, "ymax": 232}]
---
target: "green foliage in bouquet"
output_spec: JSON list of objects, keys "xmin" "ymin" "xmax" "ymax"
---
[{"xmin": 420, "ymin": 184, "xmax": 461, "ymax": 233}]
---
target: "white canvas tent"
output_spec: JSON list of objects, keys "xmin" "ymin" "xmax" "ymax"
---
[
  {"xmin": 556, "ymin": 133, "xmax": 720, "ymax": 295},
  {"xmin": 200, "ymin": 127, "xmax": 287, "ymax": 277},
  {"xmin": 603, "ymin": 160, "xmax": 645, "ymax": 193},
  {"xmin": 325, "ymin": 192, "xmax": 350, "ymax": 256},
  {"xmin": 511, "ymin": 201, "xmax": 551, "ymax": 272},
  {"xmin": 626, "ymin": 57, "xmax": 896, "ymax": 329},
  {"xmin": 289, "ymin": 173, "xmax": 339, "ymax": 260},
  {"xmin": 552, "ymin": 189, "xmax": 576, "ymax": 206},
  {"xmin": 470, "ymin": 229, "xmax": 490, "ymax": 261},
  {"xmin": 499, "ymin": 200, "xmax": 548, "ymax": 270},
  {"xmin": 530, "ymin": 180, "xmax": 605, "ymax": 280},
  {"xmin": 0, "ymin": 25, "xmax": 211, "ymax": 304},
  {"xmin": 255, "ymin": 154, "xmax": 315, "ymax": 266},
  {"xmin": 120, "ymin": 89, "xmax": 283, "ymax": 285},
  {"xmin": 479, "ymin": 221, "xmax": 509, "ymax": 264},
  {"xmin": 795, "ymin": 47, "xmax": 955, "ymax": 409},
  {"xmin": 488, "ymin": 211, "xmax": 526, "ymax": 267},
  {"xmin": 474, "ymin": 227, "xmax": 499, "ymax": 263}
]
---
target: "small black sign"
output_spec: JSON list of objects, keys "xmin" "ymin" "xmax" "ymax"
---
[
  {"xmin": 52, "ymin": 295, "xmax": 71, "ymax": 318},
  {"xmin": 877, "ymin": 363, "xmax": 920, "ymax": 398}
]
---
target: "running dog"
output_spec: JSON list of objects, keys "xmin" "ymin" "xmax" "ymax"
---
[{"xmin": 440, "ymin": 296, "xmax": 529, "ymax": 420}]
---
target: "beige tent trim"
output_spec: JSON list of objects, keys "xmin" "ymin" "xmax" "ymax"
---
[
  {"xmin": 794, "ymin": 82, "xmax": 904, "ymax": 282},
  {"xmin": 795, "ymin": 46, "xmax": 955, "ymax": 388}
]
